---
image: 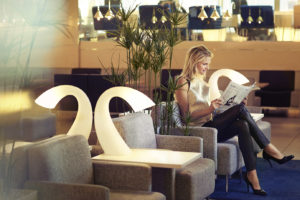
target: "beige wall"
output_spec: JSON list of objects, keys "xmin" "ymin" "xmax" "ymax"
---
[
  {"xmin": 80, "ymin": 40, "xmax": 300, "ymax": 71},
  {"xmin": 80, "ymin": 40, "xmax": 300, "ymax": 90}
]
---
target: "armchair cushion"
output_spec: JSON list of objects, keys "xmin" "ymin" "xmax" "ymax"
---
[
  {"xmin": 24, "ymin": 180, "xmax": 109, "ymax": 200},
  {"xmin": 93, "ymin": 160, "xmax": 152, "ymax": 191},
  {"xmin": 113, "ymin": 112, "xmax": 157, "ymax": 149},
  {"xmin": 27, "ymin": 135, "xmax": 94, "ymax": 184},
  {"xmin": 155, "ymin": 134, "xmax": 203, "ymax": 153}
]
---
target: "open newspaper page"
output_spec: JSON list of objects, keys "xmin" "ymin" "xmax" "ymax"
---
[{"xmin": 216, "ymin": 81, "xmax": 258, "ymax": 113}]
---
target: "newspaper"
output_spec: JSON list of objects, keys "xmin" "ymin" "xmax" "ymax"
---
[
  {"xmin": 216, "ymin": 81, "xmax": 259, "ymax": 113},
  {"xmin": 221, "ymin": 81, "xmax": 258, "ymax": 105},
  {"xmin": 215, "ymin": 81, "xmax": 260, "ymax": 114}
]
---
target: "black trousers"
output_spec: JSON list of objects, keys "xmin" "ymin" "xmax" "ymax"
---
[{"xmin": 203, "ymin": 103, "xmax": 270, "ymax": 171}]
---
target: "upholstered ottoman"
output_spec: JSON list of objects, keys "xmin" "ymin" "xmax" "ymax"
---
[{"xmin": 175, "ymin": 158, "xmax": 215, "ymax": 200}]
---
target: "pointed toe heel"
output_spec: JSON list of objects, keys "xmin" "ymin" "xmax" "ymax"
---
[
  {"xmin": 263, "ymin": 151, "xmax": 294, "ymax": 167},
  {"xmin": 243, "ymin": 175, "xmax": 267, "ymax": 196}
]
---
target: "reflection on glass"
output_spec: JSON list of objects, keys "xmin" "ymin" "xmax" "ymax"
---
[{"xmin": 78, "ymin": 0, "xmax": 300, "ymax": 42}]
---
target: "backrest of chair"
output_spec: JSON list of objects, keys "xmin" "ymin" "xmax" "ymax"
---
[
  {"xmin": 9, "ymin": 135, "xmax": 65, "ymax": 189},
  {"xmin": 113, "ymin": 112, "xmax": 157, "ymax": 149},
  {"xmin": 160, "ymin": 69, "xmax": 182, "ymax": 88},
  {"xmin": 151, "ymin": 101, "xmax": 184, "ymax": 135},
  {"xmin": 27, "ymin": 135, "xmax": 94, "ymax": 184},
  {"xmin": 71, "ymin": 68, "xmax": 101, "ymax": 74},
  {"xmin": 172, "ymin": 102, "xmax": 184, "ymax": 126},
  {"xmin": 259, "ymin": 70, "xmax": 295, "ymax": 91},
  {"xmin": 159, "ymin": 101, "xmax": 183, "ymax": 126},
  {"xmin": 54, "ymin": 74, "xmax": 88, "ymax": 111}
]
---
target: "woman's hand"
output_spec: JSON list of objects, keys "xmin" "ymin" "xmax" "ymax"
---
[
  {"xmin": 210, "ymin": 98, "xmax": 223, "ymax": 111},
  {"xmin": 242, "ymin": 96, "xmax": 248, "ymax": 105}
]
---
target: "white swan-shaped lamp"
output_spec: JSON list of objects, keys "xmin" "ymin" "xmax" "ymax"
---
[
  {"xmin": 94, "ymin": 86, "xmax": 155, "ymax": 156},
  {"xmin": 208, "ymin": 69, "xmax": 250, "ymax": 101},
  {"xmin": 35, "ymin": 85, "xmax": 93, "ymax": 140}
]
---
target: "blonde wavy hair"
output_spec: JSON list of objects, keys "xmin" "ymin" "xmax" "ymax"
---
[{"xmin": 179, "ymin": 45, "xmax": 213, "ymax": 81}]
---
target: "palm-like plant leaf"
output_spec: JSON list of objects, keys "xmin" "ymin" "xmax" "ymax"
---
[{"xmin": 117, "ymin": 3, "xmax": 138, "ymax": 22}]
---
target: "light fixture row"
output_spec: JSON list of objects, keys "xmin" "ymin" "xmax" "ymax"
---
[
  {"xmin": 94, "ymin": 6, "xmax": 121, "ymax": 21},
  {"xmin": 94, "ymin": 4, "xmax": 235, "ymax": 24},
  {"xmin": 94, "ymin": 0, "xmax": 121, "ymax": 21},
  {"xmin": 244, "ymin": 8, "xmax": 263, "ymax": 24},
  {"xmin": 197, "ymin": 5, "xmax": 232, "ymax": 21},
  {"xmin": 151, "ymin": 5, "xmax": 225, "ymax": 25},
  {"xmin": 151, "ymin": 8, "xmax": 167, "ymax": 24}
]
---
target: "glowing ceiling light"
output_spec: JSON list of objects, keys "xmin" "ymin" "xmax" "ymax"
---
[
  {"xmin": 198, "ymin": 6, "xmax": 208, "ymax": 21},
  {"xmin": 94, "ymin": 6, "xmax": 103, "ymax": 21},
  {"xmin": 152, "ymin": 8, "xmax": 158, "ymax": 24},
  {"xmin": 210, "ymin": 5, "xmax": 220, "ymax": 21}
]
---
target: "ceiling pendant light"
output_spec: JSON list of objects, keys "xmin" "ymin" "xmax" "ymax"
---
[
  {"xmin": 198, "ymin": 6, "xmax": 208, "ymax": 21},
  {"xmin": 247, "ymin": 8, "xmax": 253, "ymax": 24},
  {"xmin": 105, "ymin": 0, "xmax": 114, "ymax": 20},
  {"xmin": 94, "ymin": 6, "xmax": 103, "ymax": 21},
  {"xmin": 115, "ymin": 3, "xmax": 122, "ymax": 20},
  {"xmin": 161, "ymin": 9, "xmax": 167, "ymax": 23},
  {"xmin": 223, "ymin": 9, "xmax": 231, "ymax": 21},
  {"xmin": 256, "ymin": 8, "xmax": 263, "ymax": 24},
  {"xmin": 151, "ymin": 8, "xmax": 158, "ymax": 24},
  {"xmin": 210, "ymin": 5, "xmax": 220, "ymax": 21}
]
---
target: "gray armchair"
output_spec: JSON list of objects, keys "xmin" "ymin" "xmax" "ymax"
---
[
  {"xmin": 154, "ymin": 101, "xmax": 271, "ymax": 192},
  {"xmin": 113, "ymin": 112, "xmax": 215, "ymax": 200},
  {"xmin": 22, "ymin": 134, "xmax": 165, "ymax": 200}
]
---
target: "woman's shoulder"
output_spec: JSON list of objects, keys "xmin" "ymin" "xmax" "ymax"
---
[
  {"xmin": 177, "ymin": 76, "xmax": 190, "ymax": 90},
  {"xmin": 177, "ymin": 76, "xmax": 188, "ymax": 83}
]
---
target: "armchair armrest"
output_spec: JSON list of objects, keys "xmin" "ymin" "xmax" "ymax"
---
[
  {"xmin": 93, "ymin": 160, "xmax": 152, "ymax": 191},
  {"xmin": 188, "ymin": 126, "xmax": 217, "ymax": 165},
  {"xmin": 168, "ymin": 126, "xmax": 217, "ymax": 166},
  {"xmin": 24, "ymin": 180, "xmax": 109, "ymax": 200},
  {"xmin": 155, "ymin": 134, "xmax": 203, "ymax": 153},
  {"xmin": 246, "ymin": 106, "xmax": 263, "ymax": 113}
]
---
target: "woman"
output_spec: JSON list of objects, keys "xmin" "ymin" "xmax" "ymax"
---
[{"xmin": 175, "ymin": 45, "xmax": 294, "ymax": 196}]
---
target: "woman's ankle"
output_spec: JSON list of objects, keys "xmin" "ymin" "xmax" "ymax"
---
[
  {"xmin": 247, "ymin": 170, "xmax": 261, "ymax": 190},
  {"xmin": 264, "ymin": 144, "xmax": 284, "ymax": 159}
]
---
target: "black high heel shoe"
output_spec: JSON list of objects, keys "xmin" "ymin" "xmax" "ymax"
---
[
  {"xmin": 262, "ymin": 151, "xmax": 294, "ymax": 167},
  {"xmin": 243, "ymin": 175, "xmax": 267, "ymax": 196}
]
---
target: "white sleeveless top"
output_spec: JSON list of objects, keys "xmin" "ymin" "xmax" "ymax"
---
[{"xmin": 188, "ymin": 78, "xmax": 212, "ymax": 126}]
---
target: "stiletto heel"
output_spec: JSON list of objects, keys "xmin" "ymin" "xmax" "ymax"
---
[
  {"xmin": 243, "ymin": 175, "xmax": 267, "ymax": 196},
  {"xmin": 263, "ymin": 151, "xmax": 294, "ymax": 167},
  {"xmin": 246, "ymin": 182, "xmax": 249, "ymax": 192}
]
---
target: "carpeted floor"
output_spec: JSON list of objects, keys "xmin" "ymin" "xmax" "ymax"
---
[{"xmin": 210, "ymin": 158, "xmax": 300, "ymax": 200}]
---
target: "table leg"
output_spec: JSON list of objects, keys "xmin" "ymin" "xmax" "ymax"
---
[{"xmin": 152, "ymin": 167, "xmax": 175, "ymax": 200}]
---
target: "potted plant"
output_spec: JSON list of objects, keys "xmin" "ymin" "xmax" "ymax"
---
[{"xmin": 102, "ymin": 3, "xmax": 188, "ymax": 135}]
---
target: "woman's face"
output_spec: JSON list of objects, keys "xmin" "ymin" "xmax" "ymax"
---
[{"xmin": 196, "ymin": 57, "xmax": 211, "ymax": 75}]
